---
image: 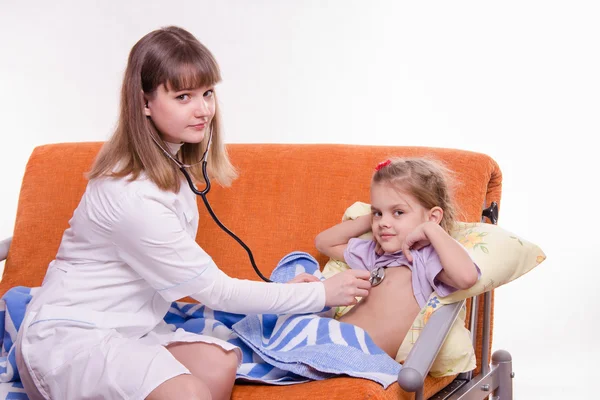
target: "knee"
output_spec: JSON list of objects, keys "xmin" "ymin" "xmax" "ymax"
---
[
  {"xmin": 210, "ymin": 350, "xmax": 239, "ymax": 383},
  {"xmin": 167, "ymin": 343, "xmax": 239, "ymax": 400},
  {"xmin": 181, "ymin": 376, "xmax": 213, "ymax": 400},
  {"xmin": 204, "ymin": 352, "xmax": 238, "ymax": 400},
  {"xmin": 146, "ymin": 374, "xmax": 212, "ymax": 400}
]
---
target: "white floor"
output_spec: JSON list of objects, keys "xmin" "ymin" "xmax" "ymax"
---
[
  {"xmin": 492, "ymin": 350, "xmax": 588, "ymax": 399},
  {"xmin": 513, "ymin": 372, "xmax": 583, "ymax": 399}
]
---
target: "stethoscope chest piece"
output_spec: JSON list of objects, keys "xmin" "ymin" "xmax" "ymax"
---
[{"xmin": 369, "ymin": 267, "xmax": 385, "ymax": 287}]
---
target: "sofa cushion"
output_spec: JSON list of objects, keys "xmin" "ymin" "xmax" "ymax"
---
[{"xmin": 232, "ymin": 374, "xmax": 457, "ymax": 400}]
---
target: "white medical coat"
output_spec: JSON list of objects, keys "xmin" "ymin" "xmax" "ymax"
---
[{"xmin": 16, "ymin": 174, "xmax": 325, "ymax": 399}]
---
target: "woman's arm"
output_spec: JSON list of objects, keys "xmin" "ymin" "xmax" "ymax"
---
[
  {"xmin": 191, "ymin": 267, "xmax": 371, "ymax": 315},
  {"xmin": 315, "ymin": 214, "xmax": 372, "ymax": 261},
  {"xmin": 112, "ymin": 187, "xmax": 371, "ymax": 314},
  {"xmin": 404, "ymin": 222, "xmax": 478, "ymax": 290}
]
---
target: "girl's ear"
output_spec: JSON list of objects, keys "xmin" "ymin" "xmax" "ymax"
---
[{"xmin": 428, "ymin": 206, "xmax": 443, "ymax": 224}]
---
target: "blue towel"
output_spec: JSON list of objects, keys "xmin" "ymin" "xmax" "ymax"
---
[
  {"xmin": 231, "ymin": 252, "xmax": 401, "ymax": 384},
  {"xmin": 0, "ymin": 252, "xmax": 401, "ymax": 399}
]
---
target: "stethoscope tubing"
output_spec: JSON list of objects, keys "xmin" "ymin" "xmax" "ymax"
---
[
  {"xmin": 180, "ymin": 162, "xmax": 272, "ymax": 282},
  {"xmin": 150, "ymin": 126, "xmax": 272, "ymax": 282}
]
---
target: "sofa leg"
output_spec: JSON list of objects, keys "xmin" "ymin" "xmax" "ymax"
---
[{"xmin": 491, "ymin": 350, "xmax": 513, "ymax": 400}]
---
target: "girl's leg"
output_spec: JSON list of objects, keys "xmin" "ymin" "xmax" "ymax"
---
[
  {"xmin": 146, "ymin": 374, "xmax": 212, "ymax": 400},
  {"xmin": 166, "ymin": 342, "xmax": 239, "ymax": 400}
]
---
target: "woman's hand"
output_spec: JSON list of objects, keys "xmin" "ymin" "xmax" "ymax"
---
[
  {"xmin": 402, "ymin": 222, "xmax": 435, "ymax": 262},
  {"xmin": 286, "ymin": 273, "xmax": 321, "ymax": 283},
  {"xmin": 323, "ymin": 269, "xmax": 371, "ymax": 307}
]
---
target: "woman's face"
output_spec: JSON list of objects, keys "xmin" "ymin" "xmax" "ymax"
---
[{"xmin": 144, "ymin": 83, "xmax": 215, "ymax": 144}]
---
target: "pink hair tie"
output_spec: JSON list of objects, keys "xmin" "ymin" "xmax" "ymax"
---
[{"xmin": 375, "ymin": 159, "xmax": 391, "ymax": 171}]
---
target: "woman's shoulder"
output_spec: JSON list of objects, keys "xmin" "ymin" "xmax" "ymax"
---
[{"xmin": 86, "ymin": 175, "xmax": 179, "ymax": 211}]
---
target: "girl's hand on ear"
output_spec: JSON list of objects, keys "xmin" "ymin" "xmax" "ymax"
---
[
  {"xmin": 402, "ymin": 222, "xmax": 434, "ymax": 262},
  {"xmin": 287, "ymin": 273, "xmax": 320, "ymax": 283}
]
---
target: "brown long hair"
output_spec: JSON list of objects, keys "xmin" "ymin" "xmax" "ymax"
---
[
  {"xmin": 372, "ymin": 158, "xmax": 459, "ymax": 233},
  {"xmin": 88, "ymin": 26, "xmax": 237, "ymax": 191}
]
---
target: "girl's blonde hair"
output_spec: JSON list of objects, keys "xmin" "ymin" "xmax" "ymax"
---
[
  {"xmin": 372, "ymin": 158, "xmax": 459, "ymax": 233},
  {"xmin": 88, "ymin": 26, "xmax": 237, "ymax": 191}
]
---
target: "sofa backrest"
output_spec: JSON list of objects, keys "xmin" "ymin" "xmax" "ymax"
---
[{"xmin": 1, "ymin": 143, "xmax": 501, "ymax": 292}]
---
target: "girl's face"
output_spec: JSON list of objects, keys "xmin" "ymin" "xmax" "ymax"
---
[
  {"xmin": 145, "ymin": 84, "xmax": 215, "ymax": 144},
  {"xmin": 370, "ymin": 182, "xmax": 437, "ymax": 254}
]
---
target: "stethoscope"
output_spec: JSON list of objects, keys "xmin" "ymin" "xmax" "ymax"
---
[
  {"xmin": 151, "ymin": 128, "xmax": 272, "ymax": 282},
  {"xmin": 153, "ymin": 128, "xmax": 384, "ymax": 288}
]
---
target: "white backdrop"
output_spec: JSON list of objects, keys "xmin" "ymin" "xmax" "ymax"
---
[{"xmin": 1, "ymin": 1, "xmax": 598, "ymax": 398}]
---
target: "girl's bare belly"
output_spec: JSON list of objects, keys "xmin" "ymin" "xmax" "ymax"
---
[{"xmin": 339, "ymin": 266, "xmax": 420, "ymax": 358}]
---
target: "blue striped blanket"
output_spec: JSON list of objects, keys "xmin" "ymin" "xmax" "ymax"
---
[{"xmin": 0, "ymin": 252, "xmax": 400, "ymax": 398}]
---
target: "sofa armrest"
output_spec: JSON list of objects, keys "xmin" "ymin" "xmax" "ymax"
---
[
  {"xmin": 0, "ymin": 236, "xmax": 12, "ymax": 262},
  {"xmin": 397, "ymin": 299, "xmax": 465, "ymax": 392}
]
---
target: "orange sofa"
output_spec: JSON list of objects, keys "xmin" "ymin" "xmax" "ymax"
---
[{"xmin": 0, "ymin": 143, "xmax": 507, "ymax": 399}]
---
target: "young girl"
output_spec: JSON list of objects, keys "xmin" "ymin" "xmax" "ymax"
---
[
  {"xmin": 315, "ymin": 157, "xmax": 480, "ymax": 359},
  {"xmin": 14, "ymin": 26, "xmax": 371, "ymax": 400}
]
